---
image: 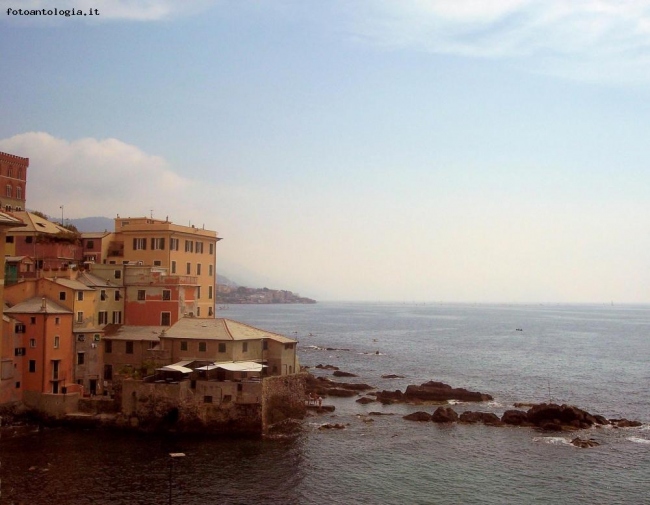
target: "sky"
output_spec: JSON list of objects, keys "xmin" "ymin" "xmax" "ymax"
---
[{"xmin": 1, "ymin": 0, "xmax": 650, "ymax": 303}]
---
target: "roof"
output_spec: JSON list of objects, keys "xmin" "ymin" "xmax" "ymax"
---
[
  {"xmin": 163, "ymin": 317, "xmax": 296, "ymax": 344},
  {"xmin": 0, "ymin": 212, "xmax": 25, "ymax": 229},
  {"xmin": 5, "ymin": 256, "xmax": 34, "ymax": 263},
  {"xmin": 157, "ymin": 364, "xmax": 193, "ymax": 374},
  {"xmin": 80, "ymin": 232, "xmax": 112, "ymax": 239},
  {"xmin": 103, "ymin": 325, "xmax": 165, "ymax": 341},
  {"xmin": 196, "ymin": 361, "xmax": 264, "ymax": 372},
  {"xmin": 53, "ymin": 278, "xmax": 94, "ymax": 291},
  {"xmin": 77, "ymin": 271, "xmax": 114, "ymax": 288},
  {"xmin": 8, "ymin": 212, "xmax": 70, "ymax": 235},
  {"xmin": 5, "ymin": 297, "xmax": 72, "ymax": 315}
]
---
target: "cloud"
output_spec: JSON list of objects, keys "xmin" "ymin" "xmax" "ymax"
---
[
  {"xmin": 0, "ymin": 0, "xmax": 217, "ymax": 21},
  {"xmin": 0, "ymin": 132, "xmax": 199, "ymax": 221},
  {"xmin": 347, "ymin": 0, "xmax": 650, "ymax": 83}
]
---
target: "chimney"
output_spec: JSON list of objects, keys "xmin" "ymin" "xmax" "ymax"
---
[{"xmin": 40, "ymin": 297, "xmax": 46, "ymax": 311}]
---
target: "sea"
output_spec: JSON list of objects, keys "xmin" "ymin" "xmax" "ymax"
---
[{"xmin": 1, "ymin": 302, "xmax": 649, "ymax": 505}]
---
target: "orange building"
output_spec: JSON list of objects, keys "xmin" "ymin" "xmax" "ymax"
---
[
  {"xmin": 4, "ymin": 297, "xmax": 74, "ymax": 394},
  {"xmin": 0, "ymin": 151, "xmax": 28, "ymax": 212}
]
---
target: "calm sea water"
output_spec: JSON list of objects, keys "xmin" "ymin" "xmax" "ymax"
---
[{"xmin": 2, "ymin": 302, "xmax": 649, "ymax": 504}]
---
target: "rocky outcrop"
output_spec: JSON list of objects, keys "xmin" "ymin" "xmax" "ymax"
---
[
  {"xmin": 501, "ymin": 410, "xmax": 532, "ymax": 426},
  {"xmin": 459, "ymin": 411, "xmax": 502, "ymax": 426},
  {"xmin": 376, "ymin": 381, "xmax": 492, "ymax": 404},
  {"xmin": 571, "ymin": 437, "xmax": 600, "ymax": 448},
  {"xmin": 305, "ymin": 374, "xmax": 374, "ymax": 398},
  {"xmin": 525, "ymin": 403, "xmax": 606, "ymax": 431},
  {"xmin": 381, "ymin": 374, "xmax": 405, "ymax": 379},
  {"xmin": 611, "ymin": 418, "xmax": 643, "ymax": 428},
  {"xmin": 356, "ymin": 397, "xmax": 376, "ymax": 404},
  {"xmin": 333, "ymin": 370, "xmax": 358, "ymax": 378},
  {"xmin": 315, "ymin": 364, "xmax": 339, "ymax": 370},
  {"xmin": 431, "ymin": 406, "xmax": 459, "ymax": 423},
  {"xmin": 403, "ymin": 411, "xmax": 432, "ymax": 422}
]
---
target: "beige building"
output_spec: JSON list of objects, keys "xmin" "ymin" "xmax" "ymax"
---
[{"xmin": 96, "ymin": 217, "xmax": 219, "ymax": 319}]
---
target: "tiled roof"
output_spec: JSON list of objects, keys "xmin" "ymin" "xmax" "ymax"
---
[
  {"xmin": 8, "ymin": 212, "xmax": 69, "ymax": 234},
  {"xmin": 103, "ymin": 325, "xmax": 166, "ymax": 341},
  {"xmin": 54, "ymin": 278, "xmax": 94, "ymax": 291},
  {"xmin": 0, "ymin": 212, "xmax": 24, "ymax": 228},
  {"xmin": 163, "ymin": 317, "xmax": 296, "ymax": 344},
  {"xmin": 5, "ymin": 297, "xmax": 72, "ymax": 314}
]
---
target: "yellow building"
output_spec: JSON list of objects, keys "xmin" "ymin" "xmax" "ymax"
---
[{"xmin": 98, "ymin": 217, "xmax": 219, "ymax": 319}]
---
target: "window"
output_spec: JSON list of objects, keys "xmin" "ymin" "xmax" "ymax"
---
[
  {"xmin": 125, "ymin": 341, "xmax": 134, "ymax": 354},
  {"xmin": 196, "ymin": 307, "xmax": 201, "ymax": 317},
  {"xmin": 16, "ymin": 186, "xmax": 22, "ymax": 199},
  {"xmin": 105, "ymin": 340, "xmax": 112, "ymax": 353},
  {"xmin": 180, "ymin": 341, "xmax": 188, "ymax": 351},
  {"xmin": 171, "ymin": 261, "xmax": 176, "ymax": 274},
  {"xmin": 197, "ymin": 263, "xmax": 202, "ymax": 275},
  {"xmin": 54, "ymin": 336, "xmax": 60, "ymax": 348},
  {"xmin": 6, "ymin": 184, "xmax": 12, "ymax": 197},
  {"xmin": 8, "ymin": 167, "xmax": 13, "ymax": 177},
  {"xmin": 77, "ymin": 291, "xmax": 84, "ymax": 301},
  {"xmin": 185, "ymin": 240, "xmax": 193, "ymax": 253},
  {"xmin": 77, "ymin": 352, "xmax": 85, "ymax": 365},
  {"xmin": 112, "ymin": 311, "xmax": 122, "ymax": 324},
  {"xmin": 186, "ymin": 262, "xmax": 191, "ymax": 275},
  {"xmin": 218, "ymin": 343, "xmax": 226, "ymax": 353},
  {"xmin": 100, "ymin": 290, "xmax": 107, "ymax": 301},
  {"xmin": 204, "ymin": 396, "xmax": 213, "ymax": 404},
  {"xmin": 15, "ymin": 347, "xmax": 26, "ymax": 356},
  {"xmin": 209, "ymin": 243, "xmax": 214, "ymax": 255},
  {"xmin": 30, "ymin": 317, "xmax": 36, "ymax": 325},
  {"xmin": 208, "ymin": 307, "xmax": 213, "ymax": 316},
  {"xmin": 104, "ymin": 364, "xmax": 113, "ymax": 380},
  {"xmin": 195, "ymin": 241, "xmax": 203, "ymax": 254},
  {"xmin": 209, "ymin": 286, "xmax": 213, "ymax": 300},
  {"xmin": 86, "ymin": 240, "xmax": 94, "ymax": 248},
  {"xmin": 170, "ymin": 238, "xmax": 179, "ymax": 251},
  {"xmin": 198, "ymin": 342, "xmax": 206, "ymax": 352},
  {"xmin": 153, "ymin": 260, "xmax": 162, "ymax": 266},
  {"xmin": 15, "ymin": 323, "xmax": 25, "ymax": 333},
  {"xmin": 29, "ymin": 360, "xmax": 36, "ymax": 373},
  {"xmin": 137, "ymin": 290, "xmax": 146, "ymax": 301},
  {"xmin": 114, "ymin": 290, "xmax": 121, "ymax": 301},
  {"xmin": 98, "ymin": 311, "xmax": 108, "ymax": 325},
  {"xmin": 263, "ymin": 339, "xmax": 268, "ymax": 350},
  {"xmin": 77, "ymin": 312, "xmax": 84, "ymax": 324},
  {"xmin": 284, "ymin": 343, "xmax": 294, "ymax": 350},
  {"xmin": 114, "ymin": 270, "xmax": 121, "ymax": 279},
  {"xmin": 29, "ymin": 338, "xmax": 36, "ymax": 348},
  {"xmin": 5, "ymin": 235, "xmax": 14, "ymax": 243},
  {"xmin": 133, "ymin": 238, "xmax": 147, "ymax": 250},
  {"xmin": 25, "ymin": 236, "xmax": 33, "ymax": 244},
  {"xmin": 197, "ymin": 287, "xmax": 201, "ymax": 299},
  {"xmin": 162, "ymin": 290, "xmax": 171, "ymax": 301},
  {"xmin": 209, "ymin": 264, "xmax": 213, "ymax": 276},
  {"xmin": 59, "ymin": 292, "xmax": 66, "ymax": 301},
  {"xmin": 151, "ymin": 238, "xmax": 165, "ymax": 250},
  {"xmin": 18, "ymin": 168, "xmax": 23, "ymax": 180},
  {"xmin": 15, "ymin": 382, "xmax": 20, "ymax": 389},
  {"xmin": 242, "ymin": 342, "xmax": 248, "ymax": 353},
  {"xmin": 161, "ymin": 312, "xmax": 171, "ymax": 326}
]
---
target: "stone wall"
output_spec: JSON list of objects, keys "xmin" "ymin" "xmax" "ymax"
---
[
  {"xmin": 261, "ymin": 373, "xmax": 307, "ymax": 434},
  {"xmin": 23, "ymin": 391, "xmax": 80, "ymax": 418}
]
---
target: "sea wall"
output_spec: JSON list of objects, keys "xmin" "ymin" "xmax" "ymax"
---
[
  {"xmin": 261, "ymin": 373, "xmax": 307, "ymax": 434},
  {"xmin": 23, "ymin": 391, "xmax": 80, "ymax": 418}
]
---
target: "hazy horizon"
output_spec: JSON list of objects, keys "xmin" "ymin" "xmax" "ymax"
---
[{"xmin": 2, "ymin": 1, "xmax": 650, "ymax": 304}]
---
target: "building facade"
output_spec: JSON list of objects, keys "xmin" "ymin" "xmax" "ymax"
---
[{"xmin": 0, "ymin": 151, "xmax": 28, "ymax": 212}]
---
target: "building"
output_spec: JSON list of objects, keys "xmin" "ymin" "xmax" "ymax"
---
[
  {"xmin": 4, "ymin": 297, "xmax": 74, "ymax": 395},
  {"xmin": 5, "ymin": 211, "xmax": 83, "ymax": 273},
  {"xmin": 96, "ymin": 216, "xmax": 219, "ymax": 319},
  {"xmin": 0, "ymin": 151, "xmax": 28, "ymax": 212}
]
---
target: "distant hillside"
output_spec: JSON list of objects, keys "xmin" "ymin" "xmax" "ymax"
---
[
  {"xmin": 68, "ymin": 216, "xmax": 114, "ymax": 232},
  {"xmin": 217, "ymin": 274, "xmax": 238, "ymax": 288}
]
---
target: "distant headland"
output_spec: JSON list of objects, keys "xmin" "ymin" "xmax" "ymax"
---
[{"xmin": 217, "ymin": 275, "xmax": 316, "ymax": 304}]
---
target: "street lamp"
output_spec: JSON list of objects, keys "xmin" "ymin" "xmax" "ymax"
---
[{"xmin": 168, "ymin": 452, "xmax": 185, "ymax": 505}]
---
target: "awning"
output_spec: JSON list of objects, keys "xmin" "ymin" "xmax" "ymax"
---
[
  {"xmin": 195, "ymin": 361, "xmax": 265, "ymax": 372},
  {"xmin": 157, "ymin": 364, "xmax": 193, "ymax": 374}
]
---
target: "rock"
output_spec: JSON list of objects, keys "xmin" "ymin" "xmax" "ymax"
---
[
  {"xmin": 382, "ymin": 374, "xmax": 405, "ymax": 379},
  {"xmin": 319, "ymin": 423, "xmax": 346, "ymax": 430},
  {"xmin": 368, "ymin": 412, "xmax": 395, "ymax": 416},
  {"xmin": 611, "ymin": 418, "xmax": 643, "ymax": 428},
  {"xmin": 431, "ymin": 406, "xmax": 459, "ymax": 423},
  {"xmin": 403, "ymin": 411, "xmax": 432, "ymax": 422},
  {"xmin": 571, "ymin": 437, "xmax": 600, "ymax": 448},
  {"xmin": 513, "ymin": 402, "xmax": 536, "ymax": 408},
  {"xmin": 376, "ymin": 390, "xmax": 404, "ymax": 405},
  {"xmin": 325, "ymin": 388, "xmax": 358, "ymax": 398},
  {"xmin": 315, "ymin": 364, "xmax": 339, "ymax": 370},
  {"xmin": 333, "ymin": 370, "xmax": 358, "ymax": 378},
  {"xmin": 404, "ymin": 381, "xmax": 493, "ymax": 402},
  {"xmin": 356, "ymin": 397, "xmax": 376, "ymax": 404},
  {"xmin": 501, "ymin": 410, "xmax": 531, "ymax": 426},
  {"xmin": 459, "ymin": 411, "xmax": 502, "ymax": 425},
  {"xmin": 526, "ymin": 403, "xmax": 597, "ymax": 431},
  {"xmin": 326, "ymin": 348, "xmax": 350, "ymax": 351}
]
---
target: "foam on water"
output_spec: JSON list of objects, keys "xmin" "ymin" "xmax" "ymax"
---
[
  {"xmin": 627, "ymin": 437, "xmax": 650, "ymax": 444},
  {"xmin": 532, "ymin": 436, "xmax": 572, "ymax": 446}
]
